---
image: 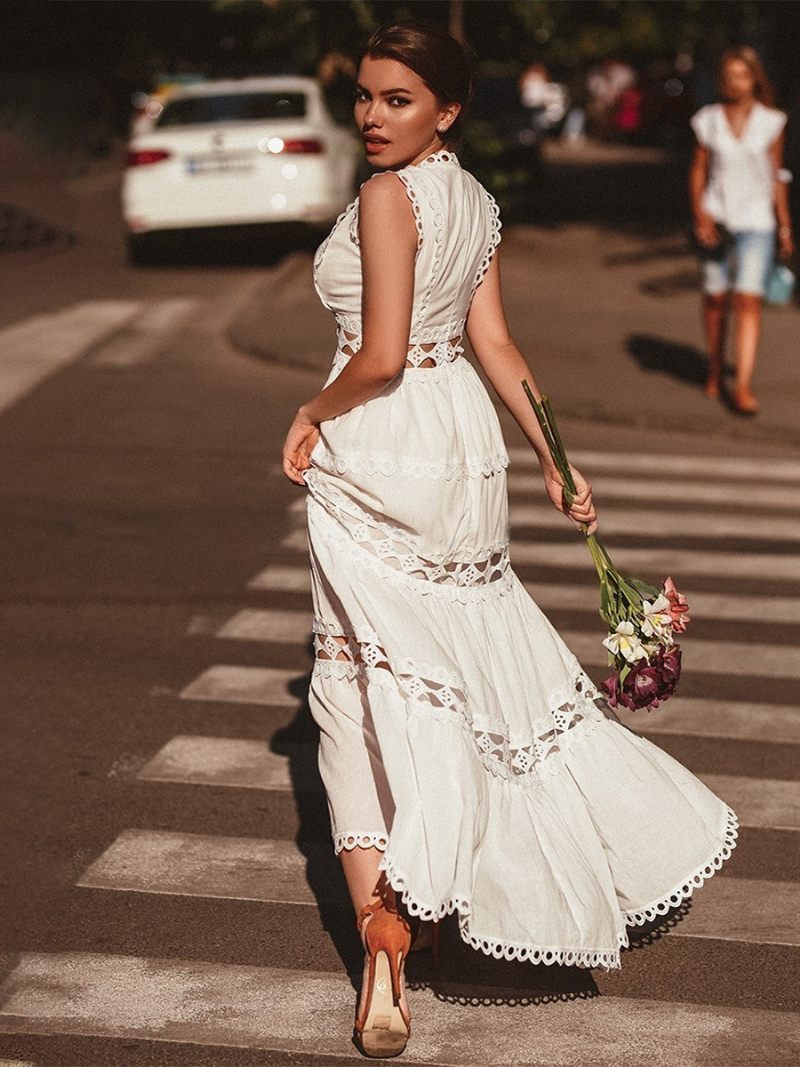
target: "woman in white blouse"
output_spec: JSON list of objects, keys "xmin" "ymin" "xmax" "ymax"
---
[{"xmin": 688, "ymin": 46, "xmax": 793, "ymax": 414}]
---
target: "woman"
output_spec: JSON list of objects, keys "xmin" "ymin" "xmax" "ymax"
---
[
  {"xmin": 689, "ymin": 46, "xmax": 794, "ymax": 414},
  {"xmin": 283, "ymin": 22, "xmax": 737, "ymax": 1060}
]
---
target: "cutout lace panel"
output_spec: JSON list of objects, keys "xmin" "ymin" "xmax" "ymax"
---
[
  {"xmin": 306, "ymin": 488, "xmax": 513, "ymax": 603},
  {"xmin": 312, "ymin": 620, "xmax": 611, "ymax": 788},
  {"xmin": 335, "ymin": 325, "xmax": 464, "ymax": 368}
]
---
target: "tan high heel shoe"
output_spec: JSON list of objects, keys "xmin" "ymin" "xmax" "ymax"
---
[{"xmin": 353, "ymin": 897, "xmax": 413, "ymax": 1058}]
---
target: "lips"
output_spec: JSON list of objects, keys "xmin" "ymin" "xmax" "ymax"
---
[{"xmin": 363, "ymin": 136, "xmax": 389, "ymax": 145}]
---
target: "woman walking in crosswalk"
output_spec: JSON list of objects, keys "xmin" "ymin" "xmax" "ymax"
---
[
  {"xmin": 689, "ymin": 45, "xmax": 793, "ymax": 414},
  {"xmin": 283, "ymin": 20, "xmax": 738, "ymax": 1059}
]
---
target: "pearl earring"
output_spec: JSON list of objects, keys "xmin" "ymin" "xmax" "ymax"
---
[{"xmin": 437, "ymin": 126, "xmax": 448, "ymax": 135}]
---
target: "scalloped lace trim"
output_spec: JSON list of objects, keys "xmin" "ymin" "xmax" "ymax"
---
[
  {"xmin": 623, "ymin": 804, "xmax": 740, "ymax": 925},
  {"xmin": 374, "ymin": 803, "xmax": 739, "ymax": 970},
  {"xmin": 334, "ymin": 830, "xmax": 389, "ymax": 854},
  {"xmin": 471, "ymin": 187, "xmax": 502, "ymax": 297},
  {"xmin": 310, "ymin": 441, "xmax": 509, "ymax": 480}
]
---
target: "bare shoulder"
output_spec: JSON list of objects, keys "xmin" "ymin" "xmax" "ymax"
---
[{"xmin": 357, "ymin": 171, "xmax": 418, "ymax": 242}]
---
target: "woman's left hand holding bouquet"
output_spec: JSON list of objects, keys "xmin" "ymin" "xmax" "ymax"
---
[{"xmin": 542, "ymin": 462, "xmax": 599, "ymax": 535}]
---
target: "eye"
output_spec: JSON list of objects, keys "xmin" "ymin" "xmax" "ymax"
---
[
  {"xmin": 389, "ymin": 96, "xmax": 411, "ymax": 107},
  {"xmin": 354, "ymin": 89, "xmax": 370, "ymax": 102}
]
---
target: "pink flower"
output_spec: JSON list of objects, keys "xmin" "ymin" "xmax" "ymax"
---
[{"xmin": 662, "ymin": 576, "xmax": 691, "ymax": 633}]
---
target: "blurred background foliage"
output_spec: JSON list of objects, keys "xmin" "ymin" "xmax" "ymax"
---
[{"xmin": 2, "ymin": 0, "xmax": 798, "ymax": 209}]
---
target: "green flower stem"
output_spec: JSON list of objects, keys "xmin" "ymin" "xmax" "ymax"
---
[{"xmin": 521, "ymin": 379, "xmax": 648, "ymax": 630}]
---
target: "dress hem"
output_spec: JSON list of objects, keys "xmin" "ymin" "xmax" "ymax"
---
[{"xmin": 354, "ymin": 802, "xmax": 741, "ymax": 972}]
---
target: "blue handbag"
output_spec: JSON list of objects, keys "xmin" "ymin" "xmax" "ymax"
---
[{"xmin": 765, "ymin": 261, "xmax": 796, "ymax": 305}]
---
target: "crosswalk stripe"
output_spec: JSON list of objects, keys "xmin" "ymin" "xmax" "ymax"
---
[
  {"xmin": 507, "ymin": 472, "xmax": 800, "ymax": 511},
  {"xmin": 561, "ymin": 629, "xmax": 800, "ymax": 680},
  {"xmin": 279, "ymin": 526, "xmax": 800, "ymax": 581},
  {"xmin": 246, "ymin": 563, "xmax": 311, "ymax": 592},
  {"xmin": 1, "ymin": 954, "xmax": 797, "ymax": 1063},
  {"xmin": 0, "ymin": 300, "xmax": 142, "ymax": 414},
  {"xmin": 245, "ymin": 564, "xmax": 800, "ymax": 627},
  {"xmin": 76, "ymin": 829, "xmax": 339, "ymax": 903},
  {"xmin": 179, "ymin": 663, "xmax": 800, "ymax": 744},
  {"xmin": 288, "ymin": 494, "xmax": 800, "ymax": 542},
  {"xmin": 77, "ymin": 831, "xmax": 799, "ymax": 929},
  {"xmin": 215, "ymin": 608, "xmax": 309, "ymax": 643},
  {"xmin": 700, "ymin": 775, "xmax": 800, "ymax": 833},
  {"xmin": 208, "ymin": 607, "xmax": 800, "ymax": 680},
  {"xmin": 180, "ymin": 665, "xmax": 300, "ymax": 706},
  {"xmin": 507, "ymin": 446, "xmax": 800, "ymax": 483},
  {"xmin": 137, "ymin": 735, "xmax": 322, "ymax": 792},
  {"xmin": 509, "ymin": 502, "xmax": 800, "ymax": 542},
  {"xmin": 526, "ymin": 581, "xmax": 800, "ymax": 624},
  {"xmin": 89, "ymin": 299, "xmax": 198, "ymax": 366},
  {"xmin": 132, "ymin": 733, "xmax": 799, "ymax": 833},
  {"xmin": 615, "ymin": 698, "xmax": 800, "ymax": 744}
]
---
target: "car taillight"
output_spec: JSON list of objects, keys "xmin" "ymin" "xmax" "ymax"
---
[
  {"xmin": 126, "ymin": 149, "xmax": 172, "ymax": 167},
  {"xmin": 282, "ymin": 139, "xmax": 322, "ymax": 154},
  {"xmin": 260, "ymin": 137, "xmax": 323, "ymax": 155}
]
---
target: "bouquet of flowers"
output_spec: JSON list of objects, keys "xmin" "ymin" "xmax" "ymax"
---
[{"xmin": 522, "ymin": 381, "xmax": 691, "ymax": 712}]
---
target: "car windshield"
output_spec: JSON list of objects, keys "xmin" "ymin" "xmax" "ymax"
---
[{"xmin": 155, "ymin": 92, "xmax": 307, "ymax": 126}]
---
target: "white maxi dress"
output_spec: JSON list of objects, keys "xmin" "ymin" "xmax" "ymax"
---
[{"xmin": 302, "ymin": 147, "xmax": 738, "ymax": 970}]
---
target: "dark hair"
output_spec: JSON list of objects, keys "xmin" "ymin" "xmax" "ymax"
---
[
  {"xmin": 716, "ymin": 46, "xmax": 776, "ymax": 107},
  {"xmin": 360, "ymin": 20, "xmax": 476, "ymax": 145}
]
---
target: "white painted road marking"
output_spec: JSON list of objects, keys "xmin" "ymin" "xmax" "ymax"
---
[
  {"xmin": 89, "ymin": 299, "xmax": 199, "ymax": 366},
  {"xmin": 507, "ymin": 472, "xmax": 800, "ymax": 511},
  {"xmin": 507, "ymin": 447, "xmax": 800, "ymax": 483},
  {"xmin": 1, "ymin": 953, "xmax": 796, "ymax": 1063},
  {"xmin": 180, "ymin": 665, "xmax": 304, "ymax": 707},
  {"xmin": 0, "ymin": 300, "xmax": 141, "ymax": 414}
]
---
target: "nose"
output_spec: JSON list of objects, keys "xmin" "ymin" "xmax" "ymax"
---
[{"xmin": 362, "ymin": 100, "xmax": 382, "ymax": 129}]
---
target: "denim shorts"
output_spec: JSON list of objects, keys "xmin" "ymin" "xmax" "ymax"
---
[{"xmin": 702, "ymin": 228, "xmax": 776, "ymax": 296}]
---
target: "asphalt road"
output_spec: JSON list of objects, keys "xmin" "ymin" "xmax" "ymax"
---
[{"xmin": 0, "ymin": 144, "xmax": 798, "ymax": 1065}]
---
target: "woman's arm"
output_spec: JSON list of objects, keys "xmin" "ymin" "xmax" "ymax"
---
[
  {"xmin": 465, "ymin": 251, "xmax": 597, "ymax": 533},
  {"xmin": 769, "ymin": 127, "xmax": 795, "ymax": 260},
  {"xmin": 301, "ymin": 173, "xmax": 417, "ymax": 422},
  {"xmin": 688, "ymin": 141, "xmax": 718, "ymax": 246},
  {"xmin": 282, "ymin": 173, "xmax": 417, "ymax": 485}
]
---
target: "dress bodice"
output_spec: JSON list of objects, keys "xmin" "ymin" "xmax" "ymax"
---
[{"xmin": 312, "ymin": 149, "xmax": 502, "ymax": 363}]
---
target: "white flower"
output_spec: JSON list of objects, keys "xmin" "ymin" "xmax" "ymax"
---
[
  {"xmin": 640, "ymin": 594, "xmax": 674, "ymax": 642},
  {"xmin": 603, "ymin": 620, "xmax": 648, "ymax": 663}
]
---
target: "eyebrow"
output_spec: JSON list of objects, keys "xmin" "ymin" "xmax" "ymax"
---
[{"xmin": 355, "ymin": 83, "xmax": 414, "ymax": 95}]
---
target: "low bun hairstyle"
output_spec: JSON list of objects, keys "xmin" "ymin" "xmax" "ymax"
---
[{"xmin": 360, "ymin": 20, "xmax": 476, "ymax": 145}]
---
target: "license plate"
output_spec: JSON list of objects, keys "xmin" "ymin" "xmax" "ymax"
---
[{"xmin": 185, "ymin": 154, "xmax": 255, "ymax": 175}]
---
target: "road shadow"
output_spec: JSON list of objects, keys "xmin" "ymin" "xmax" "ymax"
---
[
  {"xmin": 127, "ymin": 222, "xmax": 324, "ymax": 269},
  {"xmin": 627, "ymin": 332, "xmax": 708, "ymax": 386}
]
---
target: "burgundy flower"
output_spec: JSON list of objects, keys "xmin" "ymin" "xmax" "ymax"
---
[
  {"xmin": 627, "ymin": 660, "xmax": 662, "ymax": 709},
  {"xmin": 602, "ymin": 671, "xmax": 636, "ymax": 711},
  {"xmin": 656, "ymin": 645, "xmax": 682, "ymax": 698}
]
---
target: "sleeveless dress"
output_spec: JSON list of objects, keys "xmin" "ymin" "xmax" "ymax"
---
[{"xmin": 302, "ymin": 148, "xmax": 738, "ymax": 970}]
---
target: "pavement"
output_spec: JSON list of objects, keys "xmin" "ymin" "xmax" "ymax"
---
[{"xmin": 0, "ymin": 133, "xmax": 798, "ymax": 1065}]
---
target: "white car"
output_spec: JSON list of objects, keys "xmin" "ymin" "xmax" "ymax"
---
[{"xmin": 122, "ymin": 76, "xmax": 361, "ymax": 262}]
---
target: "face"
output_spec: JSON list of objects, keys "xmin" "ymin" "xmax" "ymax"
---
[
  {"xmin": 719, "ymin": 58, "xmax": 755, "ymax": 103},
  {"xmin": 354, "ymin": 55, "xmax": 460, "ymax": 168}
]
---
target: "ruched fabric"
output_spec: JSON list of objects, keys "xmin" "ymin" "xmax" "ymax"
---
[{"xmin": 303, "ymin": 149, "xmax": 737, "ymax": 970}]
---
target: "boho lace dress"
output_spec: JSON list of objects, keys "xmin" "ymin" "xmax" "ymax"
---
[{"xmin": 302, "ymin": 148, "xmax": 738, "ymax": 970}]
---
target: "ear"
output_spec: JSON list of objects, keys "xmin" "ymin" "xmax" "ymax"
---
[{"xmin": 438, "ymin": 101, "xmax": 461, "ymax": 129}]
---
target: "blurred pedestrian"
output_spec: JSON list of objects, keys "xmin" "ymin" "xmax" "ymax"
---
[{"xmin": 688, "ymin": 46, "xmax": 794, "ymax": 414}]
